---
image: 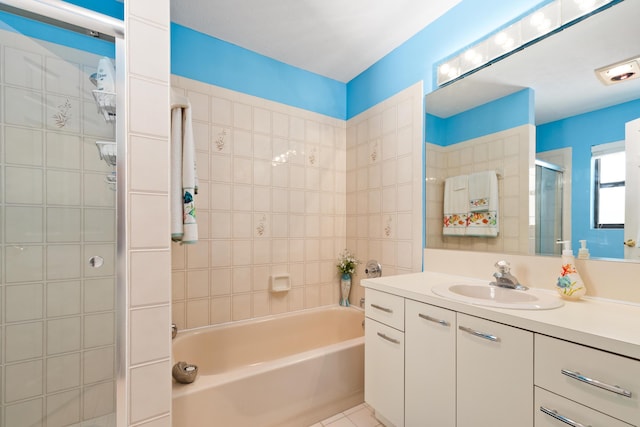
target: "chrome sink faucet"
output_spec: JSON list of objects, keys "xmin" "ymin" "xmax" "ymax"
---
[{"xmin": 490, "ymin": 260, "xmax": 528, "ymax": 290}]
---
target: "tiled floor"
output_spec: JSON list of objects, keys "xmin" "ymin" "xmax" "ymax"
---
[{"xmin": 309, "ymin": 403, "xmax": 383, "ymax": 427}]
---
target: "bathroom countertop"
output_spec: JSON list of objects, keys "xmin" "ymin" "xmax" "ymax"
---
[{"xmin": 362, "ymin": 271, "xmax": 640, "ymax": 360}]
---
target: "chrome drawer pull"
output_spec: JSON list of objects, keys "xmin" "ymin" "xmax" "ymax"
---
[
  {"xmin": 540, "ymin": 406, "xmax": 591, "ymax": 427},
  {"xmin": 418, "ymin": 313, "xmax": 450, "ymax": 327},
  {"xmin": 561, "ymin": 369, "xmax": 632, "ymax": 398},
  {"xmin": 370, "ymin": 303, "xmax": 393, "ymax": 313},
  {"xmin": 458, "ymin": 325, "xmax": 500, "ymax": 342},
  {"xmin": 377, "ymin": 332, "xmax": 401, "ymax": 344}
]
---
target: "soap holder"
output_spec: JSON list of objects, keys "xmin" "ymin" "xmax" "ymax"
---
[{"xmin": 270, "ymin": 274, "xmax": 291, "ymax": 292}]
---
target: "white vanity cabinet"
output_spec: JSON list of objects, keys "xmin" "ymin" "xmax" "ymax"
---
[
  {"xmin": 405, "ymin": 300, "xmax": 456, "ymax": 427},
  {"xmin": 534, "ymin": 334, "xmax": 640, "ymax": 426},
  {"xmin": 365, "ymin": 289, "xmax": 405, "ymax": 427},
  {"xmin": 456, "ymin": 313, "xmax": 534, "ymax": 427}
]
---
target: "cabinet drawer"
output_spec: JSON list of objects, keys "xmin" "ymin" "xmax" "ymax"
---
[
  {"xmin": 365, "ymin": 288, "xmax": 404, "ymax": 331},
  {"xmin": 535, "ymin": 387, "xmax": 633, "ymax": 427},
  {"xmin": 535, "ymin": 334, "xmax": 640, "ymax": 425}
]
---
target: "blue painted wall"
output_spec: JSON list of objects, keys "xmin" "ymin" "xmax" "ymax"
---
[
  {"xmin": 171, "ymin": 24, "xmax": 347, "ymax": 120},
  {"xmin": 537, "ymin": 98, "xmax": 640, "ymax": 259},
  {"xmin": 427, "ymin": 89, "xmax": 534, "ymax": 146},
  {"xmin": 62, "ymin": 0, "xmax": 124, "ymax": 20}
]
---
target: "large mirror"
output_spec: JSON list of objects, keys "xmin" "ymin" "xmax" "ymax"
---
[{"xmin": 425, "ymin": 0, "xmax": 640, "ymax": 261}]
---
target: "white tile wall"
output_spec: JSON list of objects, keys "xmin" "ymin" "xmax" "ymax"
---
[
  {"xmin": 345, "ymin": 82, "xmax": 424, "ymax": 305},
  {"xmin": 1, "ymin": 28, "xmax": 117, "ymax": 426},
  {"xmin": 123, "ymin": 0, "xmax": 172, "ymax": 425},
  {"xmin": 171, "ymin": 76, "xmax": 347, "ymax": 329}
]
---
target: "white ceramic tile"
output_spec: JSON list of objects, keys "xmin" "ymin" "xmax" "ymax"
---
[
  {"xmin": 290, "ymin": 214, "xmax": 305, "ymax": 238},
  {"xmin": 131, "ymin": 306, "xmax": 170, "ymax": 364},
  {"xmin": 130, "ymin": 135, "xmax": 169, "ymax": 192},
  {"xmin": 6, "ymin": 360, "xmax": 43, "ymax": 401},
  {"xmin": 253, "ymin": 133, "xmax": 272, "ymax": 161},
  {"xmin": 6, "ymin": 283, "xmax": 43, "ymax": 322},
  {"xmin": 306, "ymin": 167, "xmax": 320, "ymax": 190},
  {"xmin": 130, "ymin": 250, "xmax": 171, "ymax": 306},
  {"xmin": 5, "ymin": 245, "xmax": 43, "ymax": 283},
  {"xmin": 84, "ymin": 312, "xmax": 115, "ymax": 348},
  {"xmin": 210, "ymin": 240, "xmax": 231, "ymax": 267},
  {"xmin": 136, "ymin": 414, "xmax": 172, "ymax": 427},
  {"xmin": 212, "ymin": 97, "xmax": 232, "ymax": 126},
  {"xmin": 172, "ymin": 301, "xmax": 186, "ymax": 330},
  {"xmin": 83, "ymin": 173, "xmax": 115, "ymax": 207},
  {"xmin": 186, "ymin": 91, "xmax": 209, "ymax": 123},
  {"xmin": 211, "ymin": 125, "xmax": 229, "ymax": 153},
  {"xmin": 210, "ymin": 212, "xmax": 231, "ymax": 239},
  {"xmin": 211, "ymin": 154, "xmax": 232, "ymax": 183},
  {"xmin": 186, "ymin": 242, "xmax": 209, "ymax": 269},
  {"xmin": 187, "ymin": 269, "xmax": 209, "ymax": 298},
  {"xmin": 6, "ymin": 166, "xmax": 43, "ymax": 204},
  {"xmin": 45, "ymin": 56, "xmax": 81, "ymax": 97},
  {"xmin": 46, "ymin": 388, "xmax": 81, "ymax": 427},
  {"xmin": 232, "ymin": 185, "xmax": 252, "ymax": 211},
  {"xmin": 46, "ymin": 208, "xmax": 81, "ymax": 244},
  {"xmin": 289, "ymin": 116, "xmax": 305, "ymax": 140},
  {"xmin": 83, "ymin": 278, "xmax": 115, "ymax": 313},
  {"xmin": 5, "ymin": 206, "xmax": 42, "ymax": 243},
  {"xmin": 46, "ymin": 95, "xmax": 80, "ymax": 132},
  {"xmin": 253, "ymin": 107, "xmax": 271, "ymax": 134},
  {"xmin": 207, "ymin": 296, "xmax": 229, "ymax": 324},
  {"xmin": 232, "ymin": 212, "xmax": 251, "ymax": 238},
  {"xmin": 186, "ymin": 299, "xmax": 209, "ymax": 328},
  {"xmin": 47, "ymin": 281, "xmax": 81, "ymax": 317},
  {"xmin": 46, "ymin": 353, "xmax": 81, "ymax": 393},
  {"xmin": 4, "ymin": 126, "xmax": 43, "ymax": 166},
  {"xmin": 5, "ymin": 398, "xmax": 43, "ymax": 427},
  {"xmin": 46, "ymin": 170, "xmax": 80, "ymax": 205},
  {"xmin": 83, "ymin": 243, "xmax": 115, "ymax": 278},
  {"xmin": 4, "ymin": 87, "xmax": 43, "ymax": 128},
  {"xmin": 129, "ymin": 19, "xmax": 169, "ymax": 82},
  {"xmin": 232, "ymin": 240, "xmax": 252, "ymax": 266},
  {"xmin": 253, "ymin": 240, "xmax": 271, "ymax": 264},
  {"xmin": 252, "ymin": 292, "xmax": 270, "ymax": 318},
  {"xmin": 233, "ymin": 157, "xmax": 252, "ymax": 184},
  {"xmin": 272, "ymin": 112, "xmax": 289, "ymax": 137},
  {"xmin": 4, "ymin": 47, "xmax": 42, "ymax": 89},
  {"xmin": 130, "ymin": 194, "xmax": 169, "ymax": 248},
  {"xmin": 129, "ymin": 0, "xmax": 169, "ymax": 26},
  {"xmin": 210, "ymin": 268, "xmax": 231, "ymax": 296},
  {"xmin": 47, "ymin": 317, "xmax": 81, "ymax": 355},
  {"xmin": 232, "ymin": 294, "xmax": 251, "ymax": 321},
  {"xmin": 233, "ymin": 102, "xmax": 252, "ymax": 130},
  {"xmin": 192, "ymin": 121, "xmax": 209, "ymax": 152},
  {"xmin": 46, "ymin": 244, "xmax": 81, "ymax": 280},
  {"xmin": 5, "ymin": 322, "xmax": 43, "ymax": 362},
  {"xmin": 129, "ymin": 77, "xmax": 169, "ymax": 138},
  {"xmin": 83, "ymin": 381, "xmax": 114, "ymax": 420},
  {"xmin": 82, "ymin": 208, "xmax": 115, "ymax": 243},
  {"xmin": 130, "ymin": 361, "xmax": 171, "ymax": 423}
]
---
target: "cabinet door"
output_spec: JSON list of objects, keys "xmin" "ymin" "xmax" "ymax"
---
[
  {"xmin": 365, "ymin": 318, "xmax": 404, "ymax": 427},
  {"xmin": 457, "ymin": 313, "xmax": 533, "ymax": 427},
  {"xmin": 405, "ymin": 300, "xmax": 456, "ymax": 427}
]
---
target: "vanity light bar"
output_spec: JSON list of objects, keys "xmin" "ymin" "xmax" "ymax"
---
[{"xmin": 436, "ymin": 0, "xmax": 617, "ymax": 86}]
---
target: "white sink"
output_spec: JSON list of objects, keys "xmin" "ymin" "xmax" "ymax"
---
[{"xmin": 431, "ymin": 283, "xmax": 564, "ymax": 310}]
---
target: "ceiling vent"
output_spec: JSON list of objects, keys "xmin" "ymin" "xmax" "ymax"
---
[{"xmin": 595, "ymin": 56, "xmax": 640, "ymax": 85}]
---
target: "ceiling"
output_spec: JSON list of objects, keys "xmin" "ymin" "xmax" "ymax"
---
[
  {"xmin": 426, "ymin": 0, "xmax": 640, "ymax": 124},
  {"xmin": 170, "ymin": 0, "xmax": 461, "ymax": 83}
]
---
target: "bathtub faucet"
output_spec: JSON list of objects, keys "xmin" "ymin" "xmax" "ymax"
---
[{"xmin": 171, "ymin": 323, "xmax": 177, "ymax": 339}]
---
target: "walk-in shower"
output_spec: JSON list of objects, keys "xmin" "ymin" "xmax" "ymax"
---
[
  {"xmin": 0, "ymin": 2, "xmax": 123, "ymax": 425},
  {"xmin": 535, "ymin": 159, "xmax": 565, "ymax": 255}
]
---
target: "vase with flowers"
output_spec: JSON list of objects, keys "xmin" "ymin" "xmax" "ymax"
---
[{"xmin": 337, "ymin": 249, "xmax": 359, "ymax": 306}]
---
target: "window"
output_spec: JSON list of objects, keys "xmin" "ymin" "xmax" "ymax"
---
[{"xmin": 592, "ymin": 141, "xmax": 625, "ymax": 229}]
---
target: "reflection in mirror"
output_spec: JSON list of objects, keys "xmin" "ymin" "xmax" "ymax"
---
[{"xmin": 424, "ymin": 0, "xmax": 640, "ymax": 261}]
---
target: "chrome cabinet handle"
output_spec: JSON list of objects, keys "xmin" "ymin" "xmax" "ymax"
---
[
  {"xmin": 540, "ymin": 406, "xmax": 591, "ymax": 427},
  {"xmin": 561, "ymin": 369, "xmax": 632, "ymax": 398},
  {"xmin": 377, "ymin": 332, "xmax": 401, "ymax": 344},
  {"xmin": 370, "ymin": 303, "xmax": 393, "ymax": 313},
  {"xmin": 418, "ymin": 313, "xmax": 450, "ymax": 327},
  {"xmin": 458, "ymin": 325, "xmax": 500, "ymax": 342}
]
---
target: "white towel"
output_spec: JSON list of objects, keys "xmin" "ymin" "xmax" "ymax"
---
[
  {"xmin": 467, "ymin": 171, "xmax": 498, "ymax": 237},
  {"xmin": 171, "ymin": 93, "xmax": 198, "ymax": 244},
  {"xmin": 443, "ymin": 174, "xmax": 469, "ymax": 236}
]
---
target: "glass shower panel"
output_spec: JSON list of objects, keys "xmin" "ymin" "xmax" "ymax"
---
[
  {"xmin": 0, "ymin": 12, "xmax": 117, "ymax": 427},
  {"xmin": 535, "ymin": 164, "xmax": 564, "ymax": 255}
]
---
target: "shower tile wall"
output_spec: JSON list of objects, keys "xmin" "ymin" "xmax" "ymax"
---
[
  {"xmin": 0, "ymin": 31, "xmax": 116, "ymax": 426},
  {"xmin": 171, "ymin": 76, "xmax": 347, "ymax": 329},
  {"xmin": 425, "ymin": 124, "xmax": 535, "ymax": 254},
  {"xmin": 345, "ymin": 82, "xmax": 424, "ymax": 305}
]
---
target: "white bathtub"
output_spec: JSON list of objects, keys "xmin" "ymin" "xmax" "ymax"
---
[{"xmin": 172, "ymin": 306, "xmax": 365, "ymax": 427}]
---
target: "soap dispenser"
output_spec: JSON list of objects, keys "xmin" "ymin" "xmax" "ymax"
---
[
  {"xmin": 578, "ymin": 240, "xmax": 590, "ymax": 259},
  {"xmin": 556, "ymin": 240, "xmax": 586, "ymax": 300}
]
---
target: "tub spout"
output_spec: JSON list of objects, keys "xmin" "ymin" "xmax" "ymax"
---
[
  {"xmin": 171, "ymin": 323, "xmax": 177, "ymax": 339},
  {"xmin": 172, "ymin": 361, "xmax": 198, "ymax": 384}
]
